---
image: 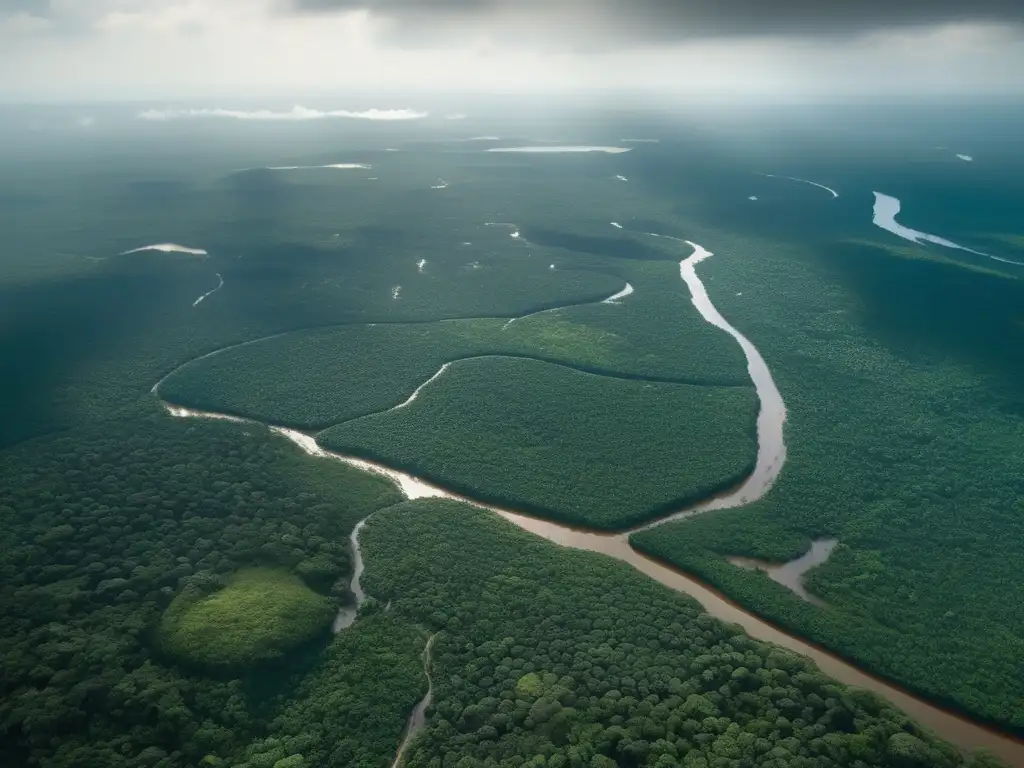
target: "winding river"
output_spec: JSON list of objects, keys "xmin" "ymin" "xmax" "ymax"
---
[
  {"xmin": 332, "ymin": 519, "xmax": 368, "ymax": 632},
  {"xmin": 390, "ymin": 634, "xmax": 438, "ymax": 768},
  {"xmin": 156, "ymin": 242, "xmax": 1024, "ymax": 765},
  {"xmin": 503, "ymin": 281, "xmax": 632, "ymax": 329},
  {"xmin": 631, "ymin": 238, "xmax": 786, "ymax": 532},
  {"xmin": 756, "ymin": 174, "xmax": 839, "ymax": 199},
  {"xmin": 192, "ymin": 273, "xmax": 224, "ymax": 307},
  {"xmin": 871, "ymin": 192, "xmax": 1024, "ymax": 267}
]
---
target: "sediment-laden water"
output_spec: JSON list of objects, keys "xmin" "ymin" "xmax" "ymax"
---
[
  {"xmin": 729, "ymin": 538, "xmax": 839, "ymax": 607},
  {"xmin": 154, "ymin": 241, "xmax": 1024, "ymax": 765}
]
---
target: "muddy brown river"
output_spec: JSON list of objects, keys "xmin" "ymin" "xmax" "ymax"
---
[
  {"xmin": 729, "ymin": 539, "xmax": 839, "ymax": 607},
  {"xmin": 157, "ymin": 241, "xmax": 1024, "ymax": 765}
]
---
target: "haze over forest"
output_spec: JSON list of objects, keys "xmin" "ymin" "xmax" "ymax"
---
[{"xmin": 2, "ymin": 2, "xmax": 1024, "ymax": 768}]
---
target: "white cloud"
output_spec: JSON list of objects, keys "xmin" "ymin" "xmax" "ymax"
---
[{"xmin": 138, "ymin": 106, "xmax": 428, "ymax": 121}]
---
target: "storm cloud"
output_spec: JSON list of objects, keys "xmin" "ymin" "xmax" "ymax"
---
[
  {"xmin": 289, "ymin": 0, "xmax": 1024, "ymax": 43},
  {"xmin": 0, "ymin": 0, "xmax": 1021, "ymax": 101}
]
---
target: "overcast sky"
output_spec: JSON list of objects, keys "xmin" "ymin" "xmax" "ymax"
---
[{"xmin": 1, "ymin": 0, "xmax": 1022, "ymax": 103}]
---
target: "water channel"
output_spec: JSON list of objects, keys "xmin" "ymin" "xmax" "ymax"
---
[
  {"xmin": 728, "ymin": 538, "xmax": 839, "ymax": 608},
  {"xmin": 390, "ymin": 634, "xmax": 438, "ymax": 768},
  {"xmin": 156, "ymin": 241, "xmax": 1024, "ymax": 765}
]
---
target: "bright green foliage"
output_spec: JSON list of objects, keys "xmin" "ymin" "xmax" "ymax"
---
[
  {"xmin": 320, "ymin": 357, "xmax": 757, "ymax": 528},
  {"xmin": 517, "ymin": 673, "xmax": 545, "ymax": 697},
  {"xmin": 360, "ymin": 499, "xmax": 988, "ymax": 768},
  {"xmin": 159, "ymin": 568, "xmax": 335, "ymax": 667}
]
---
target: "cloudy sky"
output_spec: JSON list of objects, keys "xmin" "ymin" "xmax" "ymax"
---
[{"xmin": 1, "ymin": 0, "xmax": 1022, "ymax": 102}]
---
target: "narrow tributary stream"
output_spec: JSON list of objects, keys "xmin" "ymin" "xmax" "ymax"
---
[
  {"xmin": 331, "ymin": 519, "xmax": 367, "ymax": 632},
  {"xmin": 390, "ymin": 634, "xmax": 438, "ymax": 768},
  {"xmin": 156, "ymin": 241, "xmax": 1024, "ymax": 766}
]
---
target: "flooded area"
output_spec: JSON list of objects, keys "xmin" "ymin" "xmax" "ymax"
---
[{"xmin": 728, "ymin": 538, "xmax": 838, "ymax": 607}]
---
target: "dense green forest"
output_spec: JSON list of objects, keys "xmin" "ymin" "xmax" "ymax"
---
[
  {"xmin": 1, "ymin": 140, "xmax": 664, "ymax": 451},
  {"xmin": 4, "ymin": 112, "xmax": 1024, "ymax": 766},
  {"xmin": 632, "ymin": 227, "xmax": 1024, "ymax": 731},
  {"xmin": 360, "ymin": 499, "xmax": 1000, "ymax": 768},
  {"xmin": 1, "ymin": 404, "xmax": 999, "ymax": 767},
  {"xmin": 0, "ymin": 241, "xmax": 623, "ymax": 451},
  {"xmin": 319, "ymin": 356, "xmax": 757, "ymax": 528},
  {"xmin": 234, "ymin": 612, "xmax": 428, "ymax": 768},
  {"xmin": 0, "ymin": 406, "xmax": 429, "ymax": 767},
  {"xmin": 157, "ymin": 257, "xmax": 748, "ymax": 431}
]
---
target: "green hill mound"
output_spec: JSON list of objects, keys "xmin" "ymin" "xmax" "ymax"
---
[{"xmin": 159, "ymin": 568, "xmax": 334, "ymax": 667}]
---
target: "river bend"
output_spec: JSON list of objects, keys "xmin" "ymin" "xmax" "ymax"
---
[{"xmin": 155, "ymin": 242, "xmax": 1024, "ymax": 765}]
